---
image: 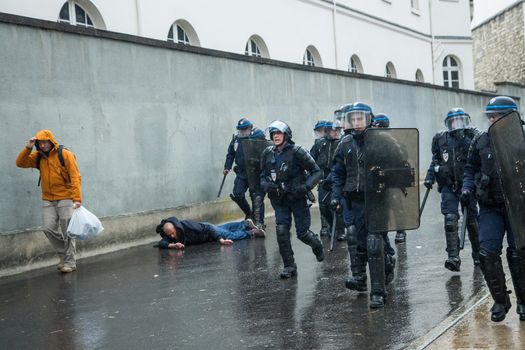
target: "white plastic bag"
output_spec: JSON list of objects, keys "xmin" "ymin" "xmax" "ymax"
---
[{"xmin": 67, "ymin": 206, "xmax": 104, "ymax": 240}]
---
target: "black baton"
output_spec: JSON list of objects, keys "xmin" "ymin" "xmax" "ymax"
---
[
  {"xmin": 459, "ymin": 206, "xmax": 468, "ymax": 250},
  {"xmin": 329, "ymin": 211, "xmax": 337, "ymax": 251},
  {"xmin": 419, "ymin": 187, "xmax": 431, "ymax": 219}
]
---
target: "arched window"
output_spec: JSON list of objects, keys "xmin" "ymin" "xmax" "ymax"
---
[
  {"xmin": 415, "ymin": 69, "xmax": 424, "ymax": 82},
  {"xmin": 168, "ymin": 24, "xmax": 190, "ymax": 44},
  {"xmin": 244, "ymin": 35, "xmax": 270, "ymax": 58},
  {"xmin": 58, "ymin": 1, "xmax": 93, "ymax": 27},
  {"xmin": 303, "ymin": 46, "xmax": 322, "ymax": 67},
  {"xmin": 349, "ymin": 55, "xmax": 363, "ymax": 73},
  {"xmin": 443, "ymin": 55, "xmax": 460, "ymax": 88},
  {"xmin": 167, "ymin": 20, "xmax": 201, "ymax": 46},
  {"xmin": 385, "ymin": 62, "xmax": 397, "ymax": 78}
]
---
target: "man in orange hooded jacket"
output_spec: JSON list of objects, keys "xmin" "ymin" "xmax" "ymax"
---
[{"xmin": 16, "ymin": 130, "xmax": 82, "ymax": 273}]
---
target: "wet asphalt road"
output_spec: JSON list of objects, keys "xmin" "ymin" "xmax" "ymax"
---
[{"xmin": 0, "ymin": 188, "xmax": 487, "ymax": 350}]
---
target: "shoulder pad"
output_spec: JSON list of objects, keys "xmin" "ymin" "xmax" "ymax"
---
[{"xmin": 475, "ymin": 131, "xmax": 489, "ymax": 149}]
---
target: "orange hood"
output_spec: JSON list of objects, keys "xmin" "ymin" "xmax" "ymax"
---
[{"xmin": 35, "ymin": 130, "xmax": 59, "ymax": 151}]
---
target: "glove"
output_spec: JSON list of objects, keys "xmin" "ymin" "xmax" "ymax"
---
[
  {"xmin": 330, "ymin": 199, "xmax": 341, "ymax": 213},
  {"xmin": 263, "ymin": 182, "xmax": 279, "ymax": 194},
  {"xmin": 460, "ymin": 189, "xmax": 473, "ymax": 206},
  {"xmin": 424, "ymin": 179, "xmax": 433, "ymax": 190}
]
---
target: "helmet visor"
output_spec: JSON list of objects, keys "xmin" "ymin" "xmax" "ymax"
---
[
  {"xmin": 266, "ymin": 120, "xmax": 289, "ymax": 138},
  {"xmin": 446, "ymin": 115, "xmax": 470, "ymax": 130},
  {"xmin": 345, "ymin": 110, "xmax": 370, "ymax": 130}
]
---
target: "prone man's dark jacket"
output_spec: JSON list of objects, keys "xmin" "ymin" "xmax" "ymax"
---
[{"xmin": 156, "ymin": 216, "xmax": 220, "ymax": 248}]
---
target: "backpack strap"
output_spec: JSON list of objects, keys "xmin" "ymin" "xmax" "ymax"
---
[{"xmin": 36, "ymin": 145, "xmax": 67, "ymax": 187}]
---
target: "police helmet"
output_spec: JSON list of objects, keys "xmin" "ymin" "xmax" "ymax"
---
[
  {"xmin": 485, "ymin": 96, "xmax": 518, "ymax": 118},
  {"xmin": 266, "ymin": 120, "xmax": 292, "ymax": 140},
  {"xmin": 372, "ymin": 113, "xmax": 390, "ymax": 128},
  {"xmin": 343, "ymin": 102, "xmax": 373, "ymax": 131},
  {"xmin": 250, "ymin": 127, "xmax": 265, "ymax": 139},
  {"xmin": 236, "ymin": 118, "xmax": 254, "ymax": 130},
  {"xmin": 445, "ymin": 108, "xmax": 471, "ymax": 130}
]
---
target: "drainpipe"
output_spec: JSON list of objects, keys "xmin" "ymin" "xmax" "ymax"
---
[
  {"xmin": 332, "ymin": 0, "xmax": 339, "ymax": 69},
  {"xmin": 428, "ymin": 0, "xmax": 436, "ymax": 84},
  {"xmin": 135, "ymin": 0, "xmax": 142, "ymax": 36}
]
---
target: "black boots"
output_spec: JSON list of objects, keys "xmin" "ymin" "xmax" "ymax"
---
[
  {"xmin": 479, "ymin": 249, "xmax": 511, "ymax": 322},
  {"xmin": 507, "ymin": 248, "xmax": 525, "ymax": 321},
  {"xmin": 368, "ymin": 233, "xmax": 387, "ymax": 308},
  {"xmin": 319, "ymin": 213, "xmax": 330, "ymax": 237},
  {"xmin": 230, "ymin": 194, "xmax": 252, "ymax": 219},
  {"xmin": 251, "ymin": 194, "xmax": 265, "ymax": 229},
  {"xmin": 345, "ymin": 225, "xmax": 368, "ymax": 292},
  {"xmin": 444, "ymin": 214, "xmax": 461, "ymax": 272},
  {"xmin": 299, "ymin": 230, "xmax": 325, "ymax": 262},
  {"xmin": 395, "ymin": 230, "xmax": 406, "ymax": 243},
  {"xmin": 276, "ymin": 225, "xmax": 297, "ymax": 278}
]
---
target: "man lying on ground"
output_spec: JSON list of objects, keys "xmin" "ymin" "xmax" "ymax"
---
[{"xmin": 155, "ymin": 216, "xmax": 265, "ymax": 249}]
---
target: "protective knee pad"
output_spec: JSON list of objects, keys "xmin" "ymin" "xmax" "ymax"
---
[
  {"xmin": 367, "ymin": 233, "xmax": 384, "ymax": 258},
  {"xmin": 346, "ymin": 225, "xmax": 357, "ymax": 246},
  {"xmin": 444, "ymin": 214, "xmax": 459, "ymax": 232}
]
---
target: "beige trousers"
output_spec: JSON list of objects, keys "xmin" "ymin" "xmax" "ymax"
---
[{"xmin": 42, "ymin": 200, "xmax": 76, "ymax": 268}]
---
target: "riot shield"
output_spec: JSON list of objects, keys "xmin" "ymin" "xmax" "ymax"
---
[
  {"xmin": 240, "ymin": 138, "xmax": 272, "ymax": 191},
  {"xmin": 364, "ymin": 128, "xmax": 420, "ymax": 232},
  {"xmin": 488, "ymin": 111, "xmax": 525, "ymax": 249}
]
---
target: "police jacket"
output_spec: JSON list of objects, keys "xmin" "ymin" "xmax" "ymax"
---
[
  {"xmin": 331, "ymin": 132, "xmax": 366, "ymax": 201},
  {"xmin": 260, "ymin": 142, "xmax": 322, "ymax": 201},
  {"xmin": 156, "ymin": 216, "xmax": 221, "ymax": 248},
  {"xmin": 310, "ymin": 136, "xmax": 340, "ymax": 177},
  {"xmin": 462, "ymin": 132, "xmax": 505, "ymax": 207},
  {"xmin": 425, "ymin": 128, "xmax": 480, "ymax": 192}
]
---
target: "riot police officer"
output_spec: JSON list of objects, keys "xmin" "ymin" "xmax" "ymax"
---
[
  {"xmin": 330, "ymin": 102, "xmax": 397, "ymax": 308},
  {"xmin": 370, "ymin": 113, "xmax": 403, "ymax": 253},
  {"xmin": 424, "ymin": 108, "xmax": 481, "ymax": 271},
  {"xmin": 310, "ymin": 120, "xmax": 345, "ymax": 240},
  {"xmin": 223, "ymin": 118, "xmax": 267, "ymax": 228},
  {"xmin": 462, "ymin": 96, "xmax": 525, "ymax": 322},
  {"xmin": 260, "ymin": 120, "xmax": 324, "ymax": 278}
]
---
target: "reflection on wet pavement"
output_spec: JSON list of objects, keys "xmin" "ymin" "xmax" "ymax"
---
[{"xmin": 0, "ymin": 188, "xmax": 495, "ymax": 349}]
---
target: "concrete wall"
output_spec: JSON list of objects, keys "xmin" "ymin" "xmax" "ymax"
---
[
  {"xmin": 0, "ymin": 15, "xmax": 521, "ymax": 274},
  {"xmin": 0, "ymin": 0, "xmax": 476, "ymax": 87}
]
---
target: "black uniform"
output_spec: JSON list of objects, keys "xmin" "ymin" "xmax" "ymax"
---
[
  {"xmin": 425, "ymin": 128, "xmax": 481, "ymax": 270},
  {"xmin": 260, "ymin": 142, "xmax": 324, "ymax": 278},
  {"xmin": 310, "ymin": 136, "xmax": 345, "ymax": 239}
]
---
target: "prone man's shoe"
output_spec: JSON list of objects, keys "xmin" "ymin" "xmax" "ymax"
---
[
  {"xmin": 244, "ymin": 219, "xmax": 257, "ymax": 230},
  {"xmin": 60, "ymin": 266, "xmax": 76, "ymax": 273}
]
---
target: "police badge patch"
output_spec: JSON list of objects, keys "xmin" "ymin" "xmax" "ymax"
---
[
  {"xmin": 234, "ymin": 141, "xmax": 238, "ymax": 152},
  {"xmin": 442, "ymin": 150, "xmax": 449, "ymax": 162},
  {"xmin": 271, "ymin": 170, "xmax": 277, "ymax": 182}
]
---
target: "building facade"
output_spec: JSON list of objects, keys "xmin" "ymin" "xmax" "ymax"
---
[
  {"xmin": 472, "ymin": 0, "xmax": 525, "ymax": 92},
  {"xmin": 0, "ymin": 0, "xmax": 474, "ymax": 89}
]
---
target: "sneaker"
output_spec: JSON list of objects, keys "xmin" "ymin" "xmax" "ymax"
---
[
  {"xmin": 244, "ymin": 219, "xmax": 257, "ymax": 230},
  {"xmin": 60, "ymin": 266, "xmax": 76, "ymax": 273},
  {"xmin": 250, "ymin": 228, "xmax": 266, "ymax": 238}
]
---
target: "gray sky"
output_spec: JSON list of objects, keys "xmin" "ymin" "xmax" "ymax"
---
[{"xmin": 471, "ymin": 0, "xmax": 520, "ymax": 27}]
